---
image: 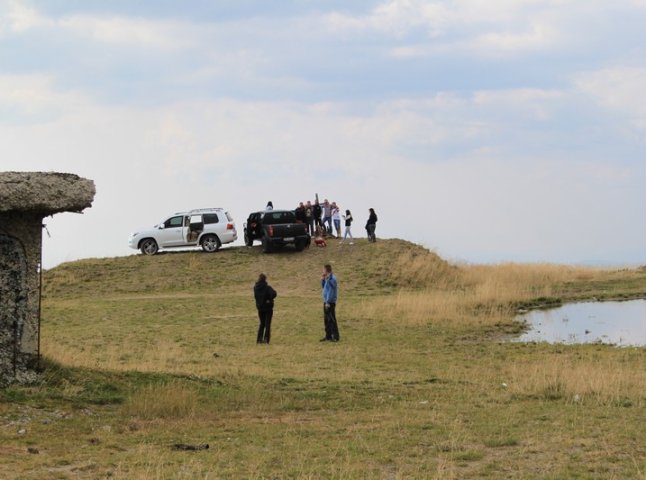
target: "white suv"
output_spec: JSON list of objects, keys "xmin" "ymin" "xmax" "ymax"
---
[{"xmin": 128, "ymin": 208, "xmax": 237, "ymax": 255}]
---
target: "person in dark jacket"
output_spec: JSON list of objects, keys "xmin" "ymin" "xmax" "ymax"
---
[
  {"xmin": 313, "ymin": 200, "xmax": 323, "ymax": 231},
  {"xmin": 365, "ymin": 208, "xmax": 378, "ymax": 242},
  {"xmin": 254, "ymin": 273, "xmax": 277, "ymax": 344},
  {"xmin": 295, "ymin": 202, "xmax": 306, "ymax": 224}
]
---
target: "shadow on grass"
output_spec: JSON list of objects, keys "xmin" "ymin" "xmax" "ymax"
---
[{"xmin": 0, "ymin": 356, "xmax": 221, "ymax": 409}]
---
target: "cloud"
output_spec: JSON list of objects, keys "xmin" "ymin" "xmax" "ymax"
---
[
  {"xmin": 472, "ymin": 22, "xmax": 559, "ymax": 55},
  {"xmin": 325, "ymin": 0, "xmax": 449, "ymax": 37},
  {"xmin": 0, "ymin": 1, "xmax": 50, "ymax": 33},
  {"xmin": 325, "ymin": 0, "xmax": 565, "ymax": 58},
  {"xmin": 0, "ymin": 1, "xmax": 194, "ymax": 51},
  {"xmin": 58, "ymin": 14, "xmax": 194, "ymax": 51},
  {"xmin": 0, "ymin": 74, "xmax": 88, "ymax": 122},
  {"xmin": 473, "ymin": 88, "xmax": 564, "ymax": 121},
  {"xmin": 574, "ymin": 66, "xmax": 646, "ymax": 130}
]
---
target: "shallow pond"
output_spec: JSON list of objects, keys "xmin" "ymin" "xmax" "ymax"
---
[{"xmin": 515, "ymin": 299, "xmax": 646, "ymax": 347}]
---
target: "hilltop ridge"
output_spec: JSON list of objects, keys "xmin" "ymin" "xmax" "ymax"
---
[{"xmin": 43, "ymin": 238, "xmax": 458, "ymax": 299}]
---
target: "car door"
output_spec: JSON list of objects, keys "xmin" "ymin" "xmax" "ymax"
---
[
  {"xmin": 158, "ymin": 215, "xmax": 186, "ymax": 247},
  {"xmin": 247, "ymin": 213, "xmax": 261, "ymax": 240},
  {"xmin": 187, "ymin": 214, "xmax": 204, "ymax": 244}
]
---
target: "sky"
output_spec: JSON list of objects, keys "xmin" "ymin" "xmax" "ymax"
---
[{"xmin": 1, "ymin": 0, "xmax": 645, "ymax": 269}]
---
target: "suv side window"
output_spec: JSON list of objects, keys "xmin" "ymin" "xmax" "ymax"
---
[
  {"xmin": 203, "ymin": 213, "xmax": 219, "ymax": 224},
  {"xmin": 164, "ymin": 216, "xmax": 184, "ymax": 228}
]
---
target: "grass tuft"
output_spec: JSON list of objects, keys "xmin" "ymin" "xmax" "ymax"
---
[{"xmin": 122, "ymin": 381, "xmax": 201, "ymax": 420}]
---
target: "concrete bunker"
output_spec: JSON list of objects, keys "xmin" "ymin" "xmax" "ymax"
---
[{"xmin": 0, "ymin": 172, "xmax": 95, "ymax": 386}]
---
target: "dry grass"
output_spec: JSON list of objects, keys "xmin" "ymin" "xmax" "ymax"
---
[
  {"xmin": 122, "ymin": 381, "xmax": 201, "ymax": 420},
  {"xmin": 348, "ymin": 262, "xmax": 611, "ymax": 328},
  {"xmin": 500, "ymin": 354, "xmax": 646, "ymax": 406}
]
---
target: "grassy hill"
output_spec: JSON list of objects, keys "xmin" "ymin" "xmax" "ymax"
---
[
  {"xmin": 2, "ymin": 239, "xmax": 646, "ymax": 479},
  {"xmin": 42, "ymin": 238, "xmax": 458, "ymax": 298}
]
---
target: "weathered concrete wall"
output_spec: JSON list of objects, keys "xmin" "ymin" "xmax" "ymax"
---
[
  {"xmin": 0, "ymin": 213, "xmax": 42, "ymax": 385},
  {"xmin": 0, "ymin": 172, "xmax": 95, "ymax": 386}
]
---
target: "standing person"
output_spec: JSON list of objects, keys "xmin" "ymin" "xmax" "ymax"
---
[
  {"xmin": 366, "ymin": 208, "xmax": 378, "ymax": 242},
  {"xmin": 254, "ymin": 273, "xmax": 277, "ymax": 344},
  {"xmin": 295, "ymin": 202, "xmax": 306, "ymax": 224},
  {"xmin": 305, "ymin": 201, "xmax": 314, "ymax": 235},
  {"xmin": 331, "ymin": 202, "xmax": 341, "ymax": 238},
  {"xmin": 265, "ymin": 201, "xmax": 274, "ymax": 211},
  {"xmin": 320, "ymin": 264, "xmax": 340, "ymax": 342},
  {"xmin": 313, "ymin": 199, "xmax": 323, "ymax": 231},
  {"xmin": 322, "ymin": 199, "xmax": 332, "ymax": 234},
  {"xmin": 342, "ymin": 209, "xmax": 354, "ymax": 244}
]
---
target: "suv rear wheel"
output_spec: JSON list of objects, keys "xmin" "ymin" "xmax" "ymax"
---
[
  {"xmin": 140, "ymin": 238, "xmax": 159, "ymax": 256},
  {"xmin": 295, "ymin": 238, "xmax": 307, "ymax": 252},
  {"xmin": 201, "ymin": 234, "xmax": 221, "ymax": 253}
]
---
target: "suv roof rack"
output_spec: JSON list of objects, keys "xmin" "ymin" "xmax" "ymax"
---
[{"xmin": 186, "ymin": 208, "xmax": 224, "ymax": 214}]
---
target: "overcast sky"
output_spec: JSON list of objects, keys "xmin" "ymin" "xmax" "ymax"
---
[{"xmin": 1, "ymin": 0, "xmax": 645, "ymax": 269}]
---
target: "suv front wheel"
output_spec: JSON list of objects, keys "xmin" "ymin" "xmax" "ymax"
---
[
  {"xmin": 140, "ymin": 238, "xmax": 159, "ymax": 256},
  {"xmin": 201, "ymin": 234, "xmax": 221, "ymax": 253}
]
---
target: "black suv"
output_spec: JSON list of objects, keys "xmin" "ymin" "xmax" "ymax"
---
[{"xmin": 244, "ymin": 210, "xmax": 310, "ymax": 252}]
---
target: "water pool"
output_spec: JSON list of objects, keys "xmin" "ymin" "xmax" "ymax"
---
[{"xmin": 515, "ymin": 299, "xmax": 646, "ymax": 347}]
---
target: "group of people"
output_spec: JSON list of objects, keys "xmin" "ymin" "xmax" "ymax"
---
[
  {"xmin": 292, "ymin": 197, "xmax": 378, "ymax": 244},
  {"xmin": 254, "ymin": 264, "xmax": 339, "ymax": 344},
  {"xmin": 294, "ymin": 198, "xmax": 343, "ymax": 238}
]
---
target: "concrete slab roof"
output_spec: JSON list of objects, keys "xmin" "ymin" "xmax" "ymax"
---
[{"xmin": 0, "ymin": 171, "xmax": 95, "ymax": 214}]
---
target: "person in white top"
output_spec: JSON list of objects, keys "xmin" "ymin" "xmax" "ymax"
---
[
  {"xmin": 331, "ymin": 202, "xmax": 341, "ymax": 238},
  {"xmin": 341, "ymin": 209, "xmax": 354, "ymax": 244}
]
